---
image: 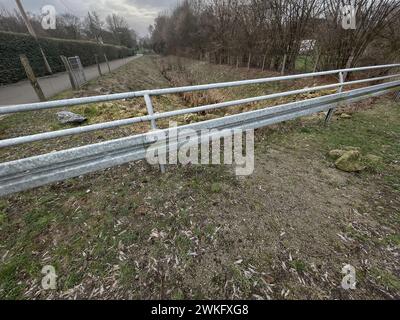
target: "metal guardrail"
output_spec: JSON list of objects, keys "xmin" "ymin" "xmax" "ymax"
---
[{"xmin": 0, "ymin": 64, "xmax": 399, "ymax": 196}]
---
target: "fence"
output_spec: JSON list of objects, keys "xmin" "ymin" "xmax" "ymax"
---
[
  {"xmin": 0, "ymin": 64, "xmax": 399, "ymax": 196},
  {"xmin": 67, "ymin": 56, "xmax": 87, "ymax": 89}
]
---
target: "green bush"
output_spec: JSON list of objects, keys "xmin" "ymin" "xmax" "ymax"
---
[{"xmin": 0, "ymin": 31, "xmax": 135, "ymax": 85}]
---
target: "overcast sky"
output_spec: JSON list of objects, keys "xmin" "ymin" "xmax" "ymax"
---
[{"xmin": 1, "ymin": 0, "xmax": 178, "ymax": 36}]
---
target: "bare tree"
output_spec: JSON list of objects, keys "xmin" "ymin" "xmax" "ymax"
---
[
  {"xmin": 106, "ymin": 14, "xmax": 136, "ymax": 48},
  {"xmin": 317, "ymin": 0, "xmax": 400, "ymax": 69},
  {"xmin": 150, "ymin": 0, "xmax": 399, "ymax": 70}
]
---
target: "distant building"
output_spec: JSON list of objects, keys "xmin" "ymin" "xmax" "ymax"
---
[{"xmin": 300, "ymin": 40, "xmax": 316, "ymax": 53}]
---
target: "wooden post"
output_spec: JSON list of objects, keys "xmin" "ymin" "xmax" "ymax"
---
[
  {"xmin": 104, "ymin": 54, "xmax": 111, "ymax": 73},
  {"xmin": 281, "ymin": 54, "xmax": 287, "ymax": 75},
  {"xmin": 247, "ymin": 53, "xmax": 252, "ymax": 70},
  {"xmin": 60, "ymin": 55, "xmax": 77, "ymax": 90},
  {"xmin": 19, "ymin": 54, "xmax": 46, "ymax": 101},
  {"xmin": 39, "ymin": 46, "xmax": 53, "ymax": 75},
  {"xmin": 236, "ymin": 56, "xmax": 239, "ymax": 69},
  {"xmin": 95, "ymin": 54, "xmax": 102, "ymax": 76}
]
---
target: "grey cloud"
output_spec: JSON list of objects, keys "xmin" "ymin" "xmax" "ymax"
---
[{"xmin": 0, "ymin": 0, "xmax": 177, "ymax": 36}]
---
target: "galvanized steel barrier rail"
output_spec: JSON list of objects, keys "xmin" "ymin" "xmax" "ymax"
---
[{"xmin": 0, "ymin": 64, "xmax": 399, "ymax": 196}]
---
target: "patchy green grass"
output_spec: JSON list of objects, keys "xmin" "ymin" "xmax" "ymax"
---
[
  {"xmin": 289, "ymin": 259, "xmax": 307, "ymax": 273},
  {"xmin": 295, "ymin": 55, "xmax": 315, "ymax": 73},
  {"xmin": 211, "ymin": 183, "xmax": 222, "ymax": 193},
  {"xmin": 314, "ymin": 109, "xmax": 399, "ymax": 166},
  {"xmin": 268, "ymin": 100, "xmax": 400, "ymax": 190},
  {"xmin": 384, "ymin": 234, "xmax": 400, "ymax": 247},
  {"xmin": 372, "ymin": 268, "xmax": 400, "ymax": 291}
]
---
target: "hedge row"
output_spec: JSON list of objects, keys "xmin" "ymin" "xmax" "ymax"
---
[{"xmin": 0, "ymin": 31, "xmax": 135, "ymax": 85}]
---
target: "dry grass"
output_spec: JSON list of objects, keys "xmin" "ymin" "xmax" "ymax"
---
[{"xmin": 0, "ymin": 55, "xmax": 399, "ymax": 300}]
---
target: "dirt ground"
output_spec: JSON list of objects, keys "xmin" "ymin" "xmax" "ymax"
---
[{"xmin": 0, "ymin": 56, "xmax": 399, "ymax": 299}]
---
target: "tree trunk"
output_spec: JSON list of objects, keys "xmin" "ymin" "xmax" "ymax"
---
[
  {"xmin": 262, "ymin": 54, "xmax": 267, "ymax": 71},
  {"xmin": 304, "ymin": 55, "xmax": 308, "ymax": 72},
  {"xmin": 313, "ymin": 52, "xmax": 320, "ymax": 72},
  {"xmin": 270, "ymin": 57, "xmax": 275, "ymax": 70},
  {"xmin": 281, "ymin": 54, "xmax": 287, "ymax": 75},
  {"xmin": 343, "ymin": 53, "xmax": 355, "ymax": 80},
  {"xmin": 247, "ymin": 52, "xmax": 252, "ymax": 70}
]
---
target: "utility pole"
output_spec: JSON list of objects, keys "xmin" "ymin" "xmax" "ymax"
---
[
  {"xmin": 15, "ymin": 0, "xmax": 53, "ymax": 74},
  {"xmin": 15, "ymin": 0, "xmax": 36, "ymax": 36}
]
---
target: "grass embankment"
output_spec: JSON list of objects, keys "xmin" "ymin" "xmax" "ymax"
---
[{"xmin": 0, "ymin": 55, "xmax": 399, "ymax": 299}]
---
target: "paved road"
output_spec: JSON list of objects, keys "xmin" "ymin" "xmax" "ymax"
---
[{"xmin": 0, "ymin": 55, "xmax": 141, "ymax": 106}]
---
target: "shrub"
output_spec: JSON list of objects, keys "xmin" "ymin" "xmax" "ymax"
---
[{"xmin": 0, "ymin": 31, "xmax": 135, "ymax": 85}]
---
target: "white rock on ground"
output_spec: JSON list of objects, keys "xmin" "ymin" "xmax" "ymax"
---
[{"xmin": 57, "ymin": 111, "xmax": 87, "ymax": 124}]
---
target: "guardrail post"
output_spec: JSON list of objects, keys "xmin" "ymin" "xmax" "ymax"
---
[
  {"xmin": 325, "ymin": 71, "xmax": 345, "ymax": 124},
  {"xmin": 144, "ymin": 94, "xmax": 166, "ymax": 173}
]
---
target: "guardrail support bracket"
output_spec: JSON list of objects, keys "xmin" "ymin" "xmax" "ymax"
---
[
  {"xmin": 325, "ymin": 108, "xmax": 336, "ymax": 125},
  {"xmin": 325, "ymin": 72, "xmax": 345, "ymax": 125},
  {"xmin": 144, "ymin": 94, "xmax": 166, "ymax": 173}
]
